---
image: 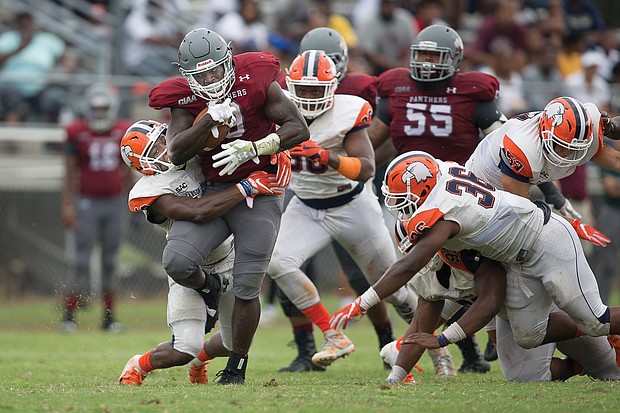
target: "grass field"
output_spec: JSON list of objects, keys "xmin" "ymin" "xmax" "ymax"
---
[{"xmin": 0, "ymin": 296, "xmax": 618, "ymax": 413}]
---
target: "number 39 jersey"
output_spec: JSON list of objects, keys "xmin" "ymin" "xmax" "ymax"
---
[
  {"xmin": 405, "ymin": 160, "xmax": 545, "ymax": 263},
  {"xmin": 289, "ymin": 94, "xmax": 373, "ymax": 200},
  {"xmin": 376, "ymin": 69, "xmax": 500, "ymax": 165}
]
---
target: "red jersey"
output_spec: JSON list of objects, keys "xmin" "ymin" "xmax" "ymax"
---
[
  {"xmin": 65, "ymin": 119, "xmax": 133, "ymax": 197},
  {"xmin": 376, "ymin": 69, "xmax": 500, "ymax": 165},
  {"xmin": 277, "ymin": 71, "xmax": 377, "ymax": 109},
  {"xmin": 149, "ymin": 52, "xmax": 280, "ymax": 182}
]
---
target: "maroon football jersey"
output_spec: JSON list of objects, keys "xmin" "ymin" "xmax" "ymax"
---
[
  {"xmin": 65, "ymin": 119, "xmax": 132, "ymax": 197},
  {"xmin": 277, "ymin": 71, "xmax": 377, "ymax": 109},
  {"xmin": 377, "ymin": 68, "xmax": 500, "ymax": 164},
  {"xmin": 149, "ymin": 52, "xmax": 280, "ymax": 182}
]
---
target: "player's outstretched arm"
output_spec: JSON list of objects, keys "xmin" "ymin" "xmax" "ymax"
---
[{"xmin": 264, "ymin": 81, "xmax": 310, "ymax": 150}]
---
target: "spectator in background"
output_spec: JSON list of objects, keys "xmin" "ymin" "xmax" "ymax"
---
[
  {"xmin": 0, "ymin": 12, "xmax": 68, "ymax": 123},
  {"xmin": 122, "ymin": 0, "xmax": 188, "ymax": 77},
  {"xmin": 413, "ymin": 0, "xmax": 448, "ymax": 32},
  {"xmin": 356, "ymin": 0, "xmax": 417, "ymax": 76},
  {"xmin": 469, "ymin": 0, "xmax": 527, "ymax": 72},
  {"xmin": 563, "ymin": 0, "xmax": 605, "ymax": 45},
  {"xmin": 591, "ymin": 28, "xmax": 620, "ymax": 83},
  {"xmin": 522, "ymin": 40, "xmax": 567, "ymax": 111},
  {"xmin": 60, "ymin": 84, "xmax": 134, "ymax": 333},
  {"xmin": 590, "ymin": 140, "xmax": 620, "ymax": 305},
  {"xmin": 479, "ymin": 42, "xmax": 528, "ymax": 118},
  {"xmin": 566, "ymin": 50, "xmax": 611, "ymax": 112},
  {"xmin": 557, "ymin": 31, "xmax": 587, "ymax": 78},
  {"xmin": 216, "ymin": 0, "xmax": 270, "ymax": 53}
]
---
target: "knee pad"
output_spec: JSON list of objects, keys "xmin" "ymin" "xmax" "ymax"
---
[
  {"xmin": 163, "ymin": 243, "xmax": 198, "ymax": 282},
  {"xmin": 512, "ymin": 327, "xmax": 545, "ymax": 349},
  {"xmin": 170, "ymin": 319, "xmax": 206, "ymax": 358}
]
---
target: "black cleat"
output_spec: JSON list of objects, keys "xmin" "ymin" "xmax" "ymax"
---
[
  {"xmin": 484, "ymin": 340, "xmax": 498, "ymax": 362},
  {"xmin": 278, "ymin": 355, "xmax": 325, "ymax": 372},
  {"xmin": 215, "ymin": 368, "xmax": 245, "ymax": 385}
]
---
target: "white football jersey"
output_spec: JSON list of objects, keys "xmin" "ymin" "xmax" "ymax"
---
[
  {"xmin": 289, "ymin": 94, "xmax": 373, "ymax": 199},
  {"xmin": 128, "ymin": 157, "xmax": 233, "ymax": 266},
  {"xmin": 406, "ymin": 160, "xmax": 545, "ymax": 263},
  {"xmin": 466, "ymin": 103, "xmax": 603, "ymax": 186}
]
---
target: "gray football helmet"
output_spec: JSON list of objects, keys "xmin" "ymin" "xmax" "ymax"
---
[
  {"xmin": 410, "ymin": 25, "xmax": 463, "ymax": 82},
  {"xmin": 299, "ymin": 27, "xmax": 348, "ymax": 81},
  {"xmin": 177, "ymin": 28, "xmax": 235, "ymax": 101},
  {"xmin": 84, "ymin": 83, "xmax": 118, "ymax": 132}
]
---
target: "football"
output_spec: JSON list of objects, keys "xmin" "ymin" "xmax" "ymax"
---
[{"xmin": 193, "ymin": 106, "xmax": 231, "ymax": 150}]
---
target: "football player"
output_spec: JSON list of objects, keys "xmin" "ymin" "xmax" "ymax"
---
[
  {"xmin": 274, "ymin": 27, "xmax": 413, "ymax": 374},
  {"xmin": 117, "ymin": 120, "xmax": 283, "ymax": 385},
  {"xmin": 267, "ymin": 50, "xmax": 419, "ymax": 368},
  {"xmin": 60, "ymin": 84, "xmax": 133, "ymax": 333},
  {"xmin": 148, "ymin": 28, "xmax": 308, "ymax": 384},
  {"xmin": 330, "ymin": 151, "xmax": 620, "ymax": 383},
  {"xmin": 382, "ymin": 229, "xmax": 620, "ymax": 383},
  {"xmin": 368, "ymin": 24, "xmax": 507, "ymax": 372}
]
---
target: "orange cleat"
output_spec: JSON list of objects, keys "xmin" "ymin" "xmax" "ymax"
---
[
  {"xmin": 118, "ymin": 355, "xmax": 148, "ymax": 385},
  {"xmin": 189, "ymin": 361, "xmax": 208, "ymax": 384}
]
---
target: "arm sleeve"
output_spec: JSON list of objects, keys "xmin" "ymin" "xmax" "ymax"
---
[
  {"xmin": 536, "ymin": 181, "xmax": 566, "ymax": 210},
  {"xmin": 375, "ymin": 97, "xmax": 391, "ymax": 125},
  {"xmin": 474, "ymin": 99, "xmax": 505, "ymax": 131}
]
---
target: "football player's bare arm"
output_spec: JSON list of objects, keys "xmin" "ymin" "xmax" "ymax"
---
[
  {"xmin": 403, "ymin": 259, "xmax": 505, "ymax": 350},
  {"xmin": 373, "ymin": 220, "xmax": 459, "ymax": 301},
  {"xmin": 166, "ymin": 107, "xmax": 218, "ymax": 165},
  {"xmin": 395, "ymin": 298, "xmax": 445, "ymax": 374},
  {"xmin": 263, "ymin": 81, "xmax": 310, "ymax": 150},
  {"xmin": 332, "ymin": 129, "xmax": 375, "ymax": 182},
  {"xmin": 501, "ymin": 173, "xmax": 530, "ymax": 199},
  {"xmin": 374, "ymin": 139, "xmax": 397, "ymax": 167},
  {"xmin": 149, "ymin": 188, "xmax": 244, "ymax": 223},
  {"xmin": 368, "ymin": 99, "xmax": 390, "ymax": 150},
  {"xmin": 592, "ymin": 144, "xmax": 620, "ymax": 174}
]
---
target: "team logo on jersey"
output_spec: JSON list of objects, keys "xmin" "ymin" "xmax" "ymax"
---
[
  {"xmin": 395, "ymin": 86, "xmax": 410, "ymax": 93},
  {"xmin": 178, "ymin": 95, "xmax": 197, "ymax": 105},
  {"xmin": 402, "ymin": 161, "xmax": 433, "ymax": 184},
  {"xmin": 503, "ymin": 148, "xmax": 524, "ymax": 173},
  {"xmin": 446, "ymin": 87, "xmax": 457, "ymax": 94},
  {"xmin": 238, "ymin": 74, "xmax": 250, "ymax": 82}
]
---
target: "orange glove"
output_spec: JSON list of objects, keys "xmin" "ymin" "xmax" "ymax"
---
[
  {"xmin": 571, "ymin": 219, "xmax": 611, "ymax": 247},
  {"xmin": 270, "ymin": 150, "xmax": 292, "ymax": 187},
  {"xmin": 329, "ymin": 297, "xmax": 368, "ymax": 330},
  {"xmin": 290, "ymin": 139, "xmax": 329, "ymax": 167}
]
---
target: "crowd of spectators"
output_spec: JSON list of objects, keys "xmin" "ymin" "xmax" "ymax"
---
[{"xmin": 0, "ymin": 0, "xmax": 618, "ymax": 125}]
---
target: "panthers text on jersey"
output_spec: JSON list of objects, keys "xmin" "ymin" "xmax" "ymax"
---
[
  {"xmin": 466, "ymin": 102, "xmax": 605, "ymax": 187},
  {"xmin": 289, "ymin": 94, "xmax": 373, "ymax": 200},
  {"xmin": 277, "ymin": 71, "xmax": 378, "ymax": 110},
  {"xmin": 65, "ymin": 118, "xmax": 133, "ymax": 196},
  {"xmin": 376, "ymin": 69, "xmax": 500, "ymax": 165},
  {"xmin": 149, "ymin": 52, "xmax": 280, "ymax": 183}
]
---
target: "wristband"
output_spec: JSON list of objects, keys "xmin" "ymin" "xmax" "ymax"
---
[
  {"xmin": 442, "ymin": 322, "xmax": 467, "ymax": 344},
  {"xmin": 253, "ymin": 133, "xmax": 281, "ymax": 156},
  {"xmin": 336, "ymin": 155, "xmax": 362, "ymax": 180},
  {"xmin": 436, "ymin": 333, "xmax": 450, "ymax": 347},
  {"xmin": 359, "ymin": 286, "xmax": 381, "ymax": 310},
  {"xmin": 236, "ymin": 180, "xmax": 253, "ymax": 198}
]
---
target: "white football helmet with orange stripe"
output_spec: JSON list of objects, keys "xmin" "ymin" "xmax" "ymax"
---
[
  {"xmin": 286, "ymin": 50, "xmax": 339, "ymax": 119},
  {"xmin": 539, "ymin": 96, "xmax": 593, "ymax": 167},
  {"xmin": 382, "ymin": 151, "xmax": 441, "ymax": 219},
  {"xmin": 120, "ymin": 120, "xmax": 173, "ymax": 175}
]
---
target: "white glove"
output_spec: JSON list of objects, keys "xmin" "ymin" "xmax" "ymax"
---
[
  {"xmin": 208, "ymin": 98, "xmax": 236, "ymax": 127},
  {"xmin": 558, "ymin": 199, "xmax": 582, "ymax": 220},
  {"xmin": 212, "ymin": 139, "xmax": 259, "ymax": 176}
]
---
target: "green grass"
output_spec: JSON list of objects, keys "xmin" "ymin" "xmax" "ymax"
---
[{"xmin": 0, "ymin": 297, "xmax": 618, "ymax": 413}]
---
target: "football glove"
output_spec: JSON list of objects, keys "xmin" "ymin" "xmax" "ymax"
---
[
  {"xmin": 236, "ymin": 171, "xmax": 283, "ymax": 208},
  {"xmin": 208, "ymin": 98, "xmax": 236, "ymax": 127},
  {"xmin": 290, "ymin": 139, "xmax": 330, "ymax": 167},
  {"xmin": 329, "ymin": 296, "xmax": 368, "ymax": 330},
  {"xmin": 571, "ymin": 219, "xmax": 611, "ymax": 247},
  {"xmin": 270, "ymin": 150, "xmax": 292, "ymax": 187},
  {"xmin": 212, "ymin": 139, "xmax": 260, "ymax": 176},
  {"xmin": 558, "ymin": 199, "xmax": 582, "ymax": 220}
]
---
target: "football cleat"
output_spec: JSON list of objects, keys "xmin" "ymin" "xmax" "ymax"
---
[
  {"xmin": 380, "ymin": 338, "xmax": 403, "ymax": 368},
  {"xmin": 214, "ymin": 368, "xmax": 245, "ymax": 385},
  {"xmin": 118, "ymin": 355, "xmax": 148, "ymax": 385},
  {"xmin": 311, "ymin": 330, "xmax": 355, "ymax": 367},
  {"xmin": 403, "ymin": 372, "xmax": 417, "ymax": 384},
  {"xmin": 427, "ymin": 347, "xmax": 457, "ymax": 377},
  {"xmin": 484, "ymin": 340, "xmax": 498, "ymax": 362},
  {"xmin": 188, "ymin": 361, "xmax": 208, "ymax": 384}
]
